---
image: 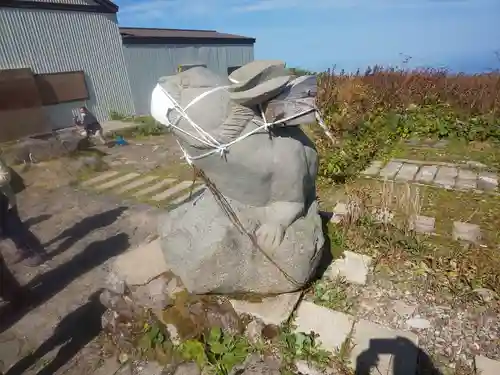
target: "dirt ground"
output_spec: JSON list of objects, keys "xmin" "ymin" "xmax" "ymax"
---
[{"xmin": 0, "ymin": 137, "xmax": 177, "ymax": 374}]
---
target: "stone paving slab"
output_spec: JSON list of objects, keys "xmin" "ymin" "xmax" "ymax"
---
[
  {"xmin": 458, "ymin": 169, "xmax": 477, "ymax": 181},
  {"xmin": 362, "ymin": 161, "xmax": 384, "ymax": 176},
  {"xmin": 95, "ymin": 172, "xmax": 141, "ymax": 190},
  {"xmin": 410, "ymin": 215, "xmax": 435, "ymax": 234},
  {"xmin": 434, "ymin": 166, "xmax": 457, "ymax": 189},
  {"xmin": 111, "ymin": 239, "xmax": 168, "ymax": 286},
  {"xmin": 329, "ymin": 250, "xmax": 373, "ymax": 285},
  {"xmin": 294, "ymin": 301, "xmax": 355, "ymax": 351},
  {"xmin": 475, "ymin": 355, "xmax": 500, "ymax": 375},
  {"xmin": 452, "ymin": 221, "xmax": 482, "ymax": 244},
  {"xmin": 133, "ymin": 178, "xmax": 177, "ymax": 198},
  {"xmin": 379, "ymin": 161, "xmax": 403, "ymax": 179},
  {"xmin": 115, "ymin": 175, "xmax": 159, "ymax": 194},
  {"xmin": 349, "ymin": 319, "xmax": 419, "ymax": 375},
  {"xmin": 230, "ymin": 292, "xmax": 302, "ymax": 326},
  {"xmin": 171, "ymin": 184, "xmax": 206, "ymax": 205},
  {"xmin": 151, "ymin": 181, "xmax": 192, "ymax": 202},
  {"xmin": 81, "ymin": 170, "xmax": 120, "ymax": 187},
  {"xmin": 455, "ymin": 178, "xmax": 477, "ymax": 190},
  {"xmin": 415, "ymin": 165, "xmax": 438, "ymax": 183},
  {"xmin": 395, "ymin": 163, "xmax": 419, "ymax": 181}
]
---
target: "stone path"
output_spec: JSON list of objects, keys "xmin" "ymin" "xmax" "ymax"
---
[
  {"xmin": 362, "ymin": 159, "xmax": 499, "ymax": 192},
  {"xmin": 80, "ymin": 169, "xmax": 206, "ymax": 208}
]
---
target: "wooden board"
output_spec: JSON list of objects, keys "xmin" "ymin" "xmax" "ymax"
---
[{"xmin": 35, "ymin": 70, "xmax": 89, "ymax": 105}]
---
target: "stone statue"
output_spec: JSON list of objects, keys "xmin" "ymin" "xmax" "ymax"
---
[{"xmin": 150, "ymin": 60, "xmax": 326, "ymax": 295}]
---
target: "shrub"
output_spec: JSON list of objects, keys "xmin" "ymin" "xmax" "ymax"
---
[{"xmin": 314, "ymin": 66, "xmax": 500, "ymax": 181}]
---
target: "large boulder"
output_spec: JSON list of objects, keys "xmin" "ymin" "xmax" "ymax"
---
[{"xmin": 158, "ymin": 190, "xmax": 325, "ymax": 295}]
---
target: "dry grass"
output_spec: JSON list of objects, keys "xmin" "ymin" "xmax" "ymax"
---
[{"xmin": 326, "ymin": 180, "xmax": 500, "ymax": 305}]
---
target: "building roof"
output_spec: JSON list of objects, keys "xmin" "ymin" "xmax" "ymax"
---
[
  {"xmin": 1, "ymin": 0, "xmax": 118, "ymax": 13},
  {"xmin": 120, "ymin": 27, "xmax": 256, "ymax": 46}
]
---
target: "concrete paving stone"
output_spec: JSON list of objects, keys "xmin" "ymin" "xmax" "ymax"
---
[
  {"xmin": 434, "ymin": 166, "xmax": 457, "ymax": 188},
  {"xmin": 455, "ymin": 178, "xmax": 477, "ymax": 190},
  {"xmin": 294, "ymin": 301, "xmax": 355, "ymax": 352},
  {"xmin": 391, "ymin": 300, "xmax": 417, "ymax": 317},
  {"xmin": 92, "ymin": 357, "xmax": 123, "ymax": 375},
  {"xmin": 362, "ymin": 161, "xmax": 384, "ymax": 176},
  {"xmin": 379, "ymin": 161, "xmax": 403, "ymax": 179},
  {"xmin": 133, "ymin": 178, "xmax": 177, "ymax": 197},
  {"xmin": 115, "ymin": 175, "xmax": 159, "ymax": 194},
  {"xmin": 475, "ymin": 355, "xmax": 500, "ymax": 375},
  {"xmin": 394, "ymin": 163, "xmax": 419, "ymax": 181},
  {"xmin": 409, "ymin": 215, "xmax": 435, "ymax": 234},
  {"xmin": 151, "ymin": 181, "xmax": 193, "ymax": 202},
  {"xmin": 329, "ymin": 250, "xmax": 373, "ymax": 285},
  {"xmin": 0, "ymin": 335, "xmax": 23, "ymax": 373},
  {"xmin": 452, "ymin": 221, "xmax": 482, "ymax": 244},
  {"xmin": 95, "ymin": 172, "xmax": 141, "ymax": 190},
  {"xmin": 111, "ymin": 239, "xmax": 169, "ymax": 286},
  {"xmin": 415, "ymin": 165, "xmax": 438, "ymax": 183},
  {"xmin": 81, "ymin": 170, "xmax": 120, "ymax": 187},
  {"xmin": 171, "ymin": 184, "xmax": 206, "ymax": 205},
  {"xmin": 230, "ymin": 292, "xmax": 302, "ymax": 326},
  {"xmin": 478, "ymin": 171, "xmax": 498, "ymax": 191},
  {"xmin": 433, "ymin": 139, "xmax": 448, "ymax": 148},
  {"xmin": 349, "ymin": 319, "xmax": 419, "ymax": 375},
  {"xmin": 458, "ymin": 169, "xmax": 477, "ymax": 181}
]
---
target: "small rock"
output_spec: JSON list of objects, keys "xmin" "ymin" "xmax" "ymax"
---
[
  {"xmin": 174, "ymin": 362, "xmax": 201, "ymax": 375},
  {"xmin": 392, "ymin": 300, "xmax": 417, "ymax": 317},
  {"xmin": 104, "ymin": 271, "xmax": 126, "ymax": 295},
  {"xmin": 473, "ymin": 288, "xmax": 497, "ymax": 303},
  {"xmin": 131, "ymin": 277, "xmax": 173, "ymax": 310},
  {"xmin": 229, "ymin": 354, "xmax": 280, "ymax": 375},
  {"xmin": 118, "ymin": 352, "xmax": 129, "ymax": 364},
  {"xmin": 406, "ymin": 317, "xmax": 431, "ymax": 329},
  {"xmin": 295, "ymin": 360, "xmax": 324, "ymax": 375},
  {"xmin": 135, "ymin": 361, "xmax": 165, "ymax": 375},
  {"xmin": 166, "ymin": 324, "xmax": 181, "ymax": 345},
  {"xmin": 245, "ymin": 319, "xmax": 265, "ymax": 345}
]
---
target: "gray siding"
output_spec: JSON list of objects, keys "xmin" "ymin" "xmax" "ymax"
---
[
  {"xmin": 0, "ymin": 8, "xmax": 135, "ymax": 129},
  {"xmin": 123, "ymin": 44, "xmax": 254, "ymax": 116},
  {"xmin": 21, "ymin": 0, "xmax": 97, "ymax": 4}
]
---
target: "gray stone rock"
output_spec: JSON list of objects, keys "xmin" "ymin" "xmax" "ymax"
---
[
  {"xmin": 452, "ymin": 221, "xmax": 481, "ymax": 244},
  {"xmin": 130, "ymin": 277, "xmax": 174, "ymax": 310},
  {"xmin": 379, "ymin": 161, "xmax": 403, "ymax": 179},
  {"xmin": 229, "ymin": 354, "xmax": 280, "ymax": 375},
  {"xmin": 415, "ymin": 165, "xmax": 437, "ymax": 183},
  {"xmin": 173, "ymin": 362, "xmax": 201, "ymax": 375},
  {"xmin": 230, "ymin": 292, "xmax": 301, "ymax": 326},
  {"xmin": 151, "ymin": 62, "xmax": 325, "ymax": 295},
  {"xmin": 329, "ymin": 251, "xmax": 373, "ymax": 285},
  {"xmin": 244, "ymin": 319, "xmax": 265, "ymax": 345},
  {"xmin": 394, "ymin": 163, "xmax": 419, "ymax": 181},
  {"xmin": 433, "ymin": 139, "xmax": 448, "ymax": 148},
  {"xmin": 135, "ymin": 361, "xmax": 165, "ymax": 375},
  {"xmin": 478, "ymin": 172, "xmax": 498, "ymax": 191},
  {"xmin": 104, "ymin": 271, "xmax": 127, "ymax": 295},
  {"xmin": 158, "ymin": 191, "xmax": 324, "ymax": 294}
]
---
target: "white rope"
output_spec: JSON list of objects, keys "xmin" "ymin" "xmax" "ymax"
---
[{"xmin": 156, "ymin": 83, "xmax": 327, "ymax": 163}]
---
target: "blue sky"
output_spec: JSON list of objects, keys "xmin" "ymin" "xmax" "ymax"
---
[{"xmin": 114, "ymin": 0, "xmax": 500, "ymax": 73}]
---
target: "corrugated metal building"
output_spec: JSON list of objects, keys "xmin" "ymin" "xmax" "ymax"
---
[
  {"xmin": 0, "ymin": 0, "xmax": 255, "ymax": 132},
  {"xmin": 0, "ymin": 0, "xmax": 135, "ymax": 129},
  {"xmin": 120, "ymin": 27, "xmax": 255, "ymax": 116}
]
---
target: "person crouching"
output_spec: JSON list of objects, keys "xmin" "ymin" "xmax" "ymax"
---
[{"xmin": 74, "ymin": 106, "xmax": 107, "ymax": 145}]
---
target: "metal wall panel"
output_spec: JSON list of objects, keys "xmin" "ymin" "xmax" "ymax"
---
[
  {"xmin": 0, "ymin": 8, "xmax": 135, "ymax": 129},
  {"xmin": 21, "ymin": 0, "xmax": 97, "ymax": 5},
  {"xmin": 123, "ymin": 44, "xmax": 254, "ymax": 115}
]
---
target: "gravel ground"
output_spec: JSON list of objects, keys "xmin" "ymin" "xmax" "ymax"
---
[
  {"xmin": 0, "ymin": 179, "xmax": 159, "ymax": 374},
  {"xmin": 317, "ymin": 268, "xmax": 500, "ymax": 374}
]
